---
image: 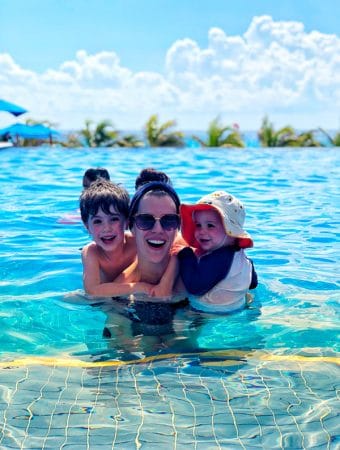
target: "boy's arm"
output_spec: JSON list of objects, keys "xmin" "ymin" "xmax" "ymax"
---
[
  {"xmin": 82, "ymin": 245, "xmax": 152, "ymax": 297},
  {"xmin": 178, "ymin": 246, "xmax": 235, "ymax": 295},
  {"xmin": 149, "ymin": 255, "xmax": 179, "ymax": 299}
]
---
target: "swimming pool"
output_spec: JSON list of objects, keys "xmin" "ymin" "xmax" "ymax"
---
[{"xmin": 0, "ymin": 146, "xmax": 338, "ymax": 448}]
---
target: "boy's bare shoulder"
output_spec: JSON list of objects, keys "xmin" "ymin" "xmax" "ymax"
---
[{"xmin": 81, "ymin": 241, "xmax": 97, "ymax": 257}]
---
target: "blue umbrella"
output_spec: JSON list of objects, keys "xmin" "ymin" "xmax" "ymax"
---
[
  {"xmin": 0, "ymin": 99, "xmax": 28, "ymax": 116},
  {"xmin": 0, "ymin": 123, "xmax": 60, "ymax": 145}
]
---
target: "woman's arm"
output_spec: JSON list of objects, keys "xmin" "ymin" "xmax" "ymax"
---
[{"xmin": 149, "ymin": 255, "xmax": 179, "ymax": 298}]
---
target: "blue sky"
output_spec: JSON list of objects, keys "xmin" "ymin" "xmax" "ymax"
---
[{"xmin": 1, "ymin": 0, "xmax": 339, "ymax": 130}]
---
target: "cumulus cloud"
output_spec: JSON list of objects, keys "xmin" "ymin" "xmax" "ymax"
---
[{"xmin": 1, "ymin": 15, "xmax": 339, "ymax": 130}]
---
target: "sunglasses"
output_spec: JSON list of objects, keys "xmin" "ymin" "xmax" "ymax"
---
[{"xmin": 133, "ymin": 213, "xmax": 180, "ymax": 231}]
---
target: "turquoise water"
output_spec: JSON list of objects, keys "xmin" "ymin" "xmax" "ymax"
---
[
  {"xmin": 0, "ymin": 147, "xmax": 339, "ymax": 449},
  {"xmin": 0, "ymin": 147, "xmax": 339, "ymax": 361}
]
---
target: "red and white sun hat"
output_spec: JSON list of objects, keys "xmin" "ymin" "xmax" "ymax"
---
[{"xmin": 180, "ymin": 191, "xmax": 253, "ymax": 249}]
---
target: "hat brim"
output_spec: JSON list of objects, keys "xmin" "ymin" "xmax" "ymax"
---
[{"xmin": 180, "ymin": 203, "xmax": 253, "ymax": 249}]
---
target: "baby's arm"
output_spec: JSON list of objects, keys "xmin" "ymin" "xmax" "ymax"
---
[
  {"xmin": 249, "ymin": 259, "xmax": 258, "ymax": 289},
  {"xmin": 178, "ymin": 246, "xmax": 235, "ymax": 295},
  {"xmin": 149, "ymin": 255, "xmax": 179, "ymax": 299},
  {"xmin": 82, "ymin": 245, "xmax": 152, "ymax": 297}
]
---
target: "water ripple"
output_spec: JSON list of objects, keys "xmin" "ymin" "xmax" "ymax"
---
[{"xmin": 0, "ymin": 147, "xmax": 339, "ymax": 358}]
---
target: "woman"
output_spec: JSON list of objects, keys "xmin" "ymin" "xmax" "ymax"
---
[{"xmin": 114, "ymin": 180, "xmax": 187, "ymax": 324}]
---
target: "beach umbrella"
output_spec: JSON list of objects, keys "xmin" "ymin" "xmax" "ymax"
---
[
  {"xmin": 0, "ymin": 123, "xmax": 60, "ymax": 145},
  {"xmin": 0, "ymin": 99, "xmax": 28, "ymax": 116}
]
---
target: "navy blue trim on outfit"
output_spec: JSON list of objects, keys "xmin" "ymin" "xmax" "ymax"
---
[
  {"xmin": 249, "ymin": 260, "xmax": 258, "ymax": 289},
  {"xmin": 178, "ymin": 246, "xmax": 258, "ymax": 295},
  {"xmin": 178, "ymin": 246, "xmax": 236, "ymax": 295}
]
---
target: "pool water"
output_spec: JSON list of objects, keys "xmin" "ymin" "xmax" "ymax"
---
[{"xmin": 0, "ymin": 147, "xmax": 339, "ymax": 449}]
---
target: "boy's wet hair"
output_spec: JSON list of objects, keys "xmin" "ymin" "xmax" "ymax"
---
[
  {"xmin": 82, "ymin": 167, "xmax": 110, "ymax": 189},
  {"xmin": 80, "ymin": 179, "xmax": 129, "ymax": 224}
]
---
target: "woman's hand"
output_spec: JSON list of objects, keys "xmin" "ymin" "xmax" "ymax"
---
[
  {"xmin": 149, "ymin": 284, "xmax": 172, "ymax": 300},
  {"xmin": 135, "ymin": 282, "xmax": 154, "ymax": 296}
]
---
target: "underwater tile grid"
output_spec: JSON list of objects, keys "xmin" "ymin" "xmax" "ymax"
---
[{"xmin": 0, "ymin": 352, "xmax": 338, "ymax": 449}]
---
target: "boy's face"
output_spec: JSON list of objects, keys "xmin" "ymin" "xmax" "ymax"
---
[
  {"xmin": 193, "ymin": 209, "xmax": 229, "ymax": 253},
  {"xmin": 86, "ymin": 205, "xmax": 126, "ymax": 252}
]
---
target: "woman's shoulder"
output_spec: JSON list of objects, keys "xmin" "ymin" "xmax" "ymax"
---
[{"xmin": 124, "ymin": 232, "xmax": 136, "ymax": 249}]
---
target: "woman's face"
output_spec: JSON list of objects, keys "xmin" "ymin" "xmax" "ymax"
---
[{"xmin": 133, "ymin": 193, "xmax": 178, "ymax": 264}]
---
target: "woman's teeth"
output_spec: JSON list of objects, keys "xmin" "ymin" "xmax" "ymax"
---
[{"xmin": 147, "ymin": 239, "xmax": 165, "ymax": 248}]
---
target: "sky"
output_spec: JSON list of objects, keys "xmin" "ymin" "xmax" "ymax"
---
[{"xmin": 1, "ymin": 0, "xmax": 339, "ymax": 131}]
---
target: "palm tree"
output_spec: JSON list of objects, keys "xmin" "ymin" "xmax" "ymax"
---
[
  {"xmin": 25, "ymin": 118, "xmax": 58, "ymax": 128},
  {"xmin": 116, "ymin": 133, "xmax": 145, "ymax": 148},
  {"xmin": 61, "ymin": 132, "xmax": 84, "ymax": 148},
  {"xmin": 144, "ymin": 114, "xmax": 185, "ymax": 147},
  {"xmin": 258, "ymin": 116, "xmax": 297, "ymax": 147},
  {"xmin": 318, "ymin": 128, "xmax": 340, "ymax": 147},
  {"xmin": 286, "ymin": 130, "xmax": 322, "ymax": 147},
  {"xmin": 193, "ymin": 117, "xmax": 245, "ymax": 148},
  {"xmin": 79, "ymin": 120, "xmax": 118, "ymax": 147}
]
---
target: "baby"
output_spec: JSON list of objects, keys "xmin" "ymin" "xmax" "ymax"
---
[{"xmin": 178, "ymin": 191, "xmax": 258, "ymax": 313}]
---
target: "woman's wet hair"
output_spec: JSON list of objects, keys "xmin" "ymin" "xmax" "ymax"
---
[
  {"xmin": 128, "ymin": 181, "xmax": 181, "ymax": 229},
  {"xmin": 135, "ymin": 168, "xmax": 172, "ymax": 190},
  {"xmin": 80, "ymin": 178, "xmax": 129, "ymax": 224}
]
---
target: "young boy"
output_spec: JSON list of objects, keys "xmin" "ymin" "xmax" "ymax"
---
[
  {"xmin": 178, "ymin": 191, "xmax": 258, "ymax": 313},
  {"xmin": 80, "ymin": 178, "xmax": 152, "ymax": 297}
]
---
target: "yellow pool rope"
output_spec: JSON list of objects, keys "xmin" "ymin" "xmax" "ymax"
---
[{"xmin": 0, "ymin": 349, "xmax": 338, "ymax": 368}]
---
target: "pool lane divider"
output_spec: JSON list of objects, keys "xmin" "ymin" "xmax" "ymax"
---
[{"xmin": 0, "ymin": 349, "xmax": 338, "ymax": 368}]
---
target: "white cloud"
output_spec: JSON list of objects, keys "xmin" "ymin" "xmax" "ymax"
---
[{"xmin": 1, "ymin": 15, "xmax": 339, "ymax": 130}]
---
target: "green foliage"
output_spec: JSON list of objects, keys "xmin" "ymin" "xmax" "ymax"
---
[
  {"xmin": 25, "ymin": 118, "xmax": 57, "ymax": 128},
  {"xmin": 61, "ymin": 133, "xmax": 83, "ymax": 148},
  {"xmin": 286, "ymin": 130, "xmax": 322, "ymax": 147},
  {"xmin": 193, "ymin": 117, "xmax": 245, "ymax": 148},
  {"xmin": 318, "ymin": 128, "xmax": 340, "ymax": 147},
  {"xmin": 116, "ymin": 134, "xmax": 145, "ymax": 148},
  {"xmin": 79, "ymin": 119, "xmax": 119, "ymax": 147},
  {"xmin": 20, "ymin": 117, "xmax": 59, "ymax": 147},
  {"xmin": 6, "ymin": 112, "xmax": 337, "ymax": 149},
  {"xmin": 258, "ymin": 116, "xmax": 322, "ymax": 147},
  {"xmin": 258, "ymin": 116, "xmax": 295, "ymax": 147},
  {"xmin": 144, "ymin": 114, "xmax": 185, "ymax": 147}
]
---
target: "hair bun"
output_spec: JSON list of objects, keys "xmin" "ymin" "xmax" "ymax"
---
[{"xmin": 135, "ymin": 168, "xmax": 172, "ymax": 189}]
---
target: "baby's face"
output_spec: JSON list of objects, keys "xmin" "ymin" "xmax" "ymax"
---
[{"xmin": 193, "ymin": 209, "xmax": 227, "ymax": 253}]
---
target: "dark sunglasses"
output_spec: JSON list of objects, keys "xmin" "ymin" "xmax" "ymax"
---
[{"xmin": 133, "ymin": 213, "xmax": 180, "ymax": 231}]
